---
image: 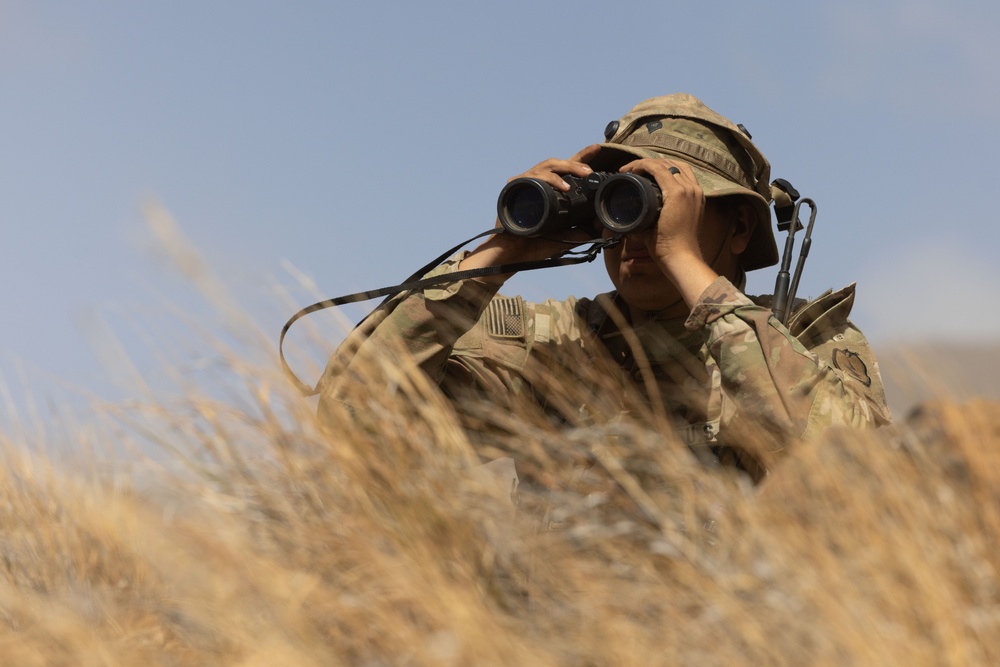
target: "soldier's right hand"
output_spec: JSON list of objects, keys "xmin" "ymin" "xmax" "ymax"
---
[
  {"xmin": 459, "ymin": 145, "xmax": 602, "ymax": 282},
  {"xmin": 513, "ymin": 144, "xmax": 602, "ymax": 198}
]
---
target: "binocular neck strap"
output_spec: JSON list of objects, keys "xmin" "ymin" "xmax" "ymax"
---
[{"xmin": 279, "ymin": 230, "xmax": 618, "ymax": 396}]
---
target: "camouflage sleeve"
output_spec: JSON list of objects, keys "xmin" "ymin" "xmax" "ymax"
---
[
  {"xmin": 686, "ymin": 277, "xmax": 891, "ymax": 448},
  {"xmin": 316, "ymin": 254, "xmax": 503, "ymax": 413}
]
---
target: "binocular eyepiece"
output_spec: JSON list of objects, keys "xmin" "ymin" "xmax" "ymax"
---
[{"xmin": 497, "ymin": 171, "xmax": 662, "ymax": 237}]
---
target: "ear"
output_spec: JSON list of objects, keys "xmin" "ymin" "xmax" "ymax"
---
[{"xmin": 729, "ymin": 203, "xmax": 757, "ymax": 256}]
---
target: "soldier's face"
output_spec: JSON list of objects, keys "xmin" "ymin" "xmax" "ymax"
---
[{"xmin": 601, "ymin": 201, "xmax": 740, "ymax": 316}]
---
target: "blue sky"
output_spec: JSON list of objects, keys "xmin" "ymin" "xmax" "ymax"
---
[{"xmin": 2, "ymin": 1, "xmax": 999, "ymax": 416}]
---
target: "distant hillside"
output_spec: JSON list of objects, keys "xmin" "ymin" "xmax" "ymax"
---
[{"xmin": 876, "ymin": 341, "xmax": 1000, "ymax": 419}]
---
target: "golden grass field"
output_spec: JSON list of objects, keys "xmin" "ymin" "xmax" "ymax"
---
[
  {"xmin": 3, "ymin": 336, "xmax": 999, "ymax": 666},
  {"xmin": 4, "ymin": 214, "xmax": 999, "ymax": 665}
]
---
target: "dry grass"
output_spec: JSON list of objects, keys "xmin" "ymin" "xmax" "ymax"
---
[
  {"xmin": 2, "ymin": 338, "xmax": 999, "ymax": 665},
  {"xmin": 3, "ymin": 209, "xmax": 999, "ymax": 664}
]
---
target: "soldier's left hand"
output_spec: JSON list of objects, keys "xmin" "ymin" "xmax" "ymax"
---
[{"xmin": 618, "ymin": 158, "xmax": 707, "ymax": 270}]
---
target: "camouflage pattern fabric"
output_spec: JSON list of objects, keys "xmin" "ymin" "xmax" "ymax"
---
[{"xmin": 318, "ymin": 254, "xmax": 891, "ymax": 478}]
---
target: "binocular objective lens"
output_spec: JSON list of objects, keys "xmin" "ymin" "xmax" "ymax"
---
[
  {"xmin": 603, "ymin": 181, "xmax": 644, "ymax": 226},
  {"xmin": 506, "ymin": 187, "xmax": 546, "ymax": 231}
]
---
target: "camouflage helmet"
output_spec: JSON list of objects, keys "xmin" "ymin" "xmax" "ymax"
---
[{"xmin": 591, "ymin": 93, "xmax": 778, "ymax": 271}]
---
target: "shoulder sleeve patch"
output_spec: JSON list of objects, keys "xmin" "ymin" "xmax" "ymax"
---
[
  {"xmin": 832, "ymin": 348, "xmax": 872, "ymax": 387},
  {"xmin": 486, "ymin": 296, "xmax": 526, "ymax": 340}
]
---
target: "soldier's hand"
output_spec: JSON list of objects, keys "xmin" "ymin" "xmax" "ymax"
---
[
  {"xmin": 513, "ymin": 144, "xmax": 602, "ymax": 200},
  {"xmin": 616, "ymin": 157, "xmax": 722, "ymax": 308},
  {"xmin": 619, "ymin": 157, "xmax": 706, "ymax": 266},
  {"xmin": 460, "ymin": 145, "xmax": 603, "ymax": 282}
]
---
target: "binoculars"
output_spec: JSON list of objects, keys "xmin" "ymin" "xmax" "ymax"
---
[{"xmin": 497, "ymin": 171, "xmax": 662, "ymax": 237}]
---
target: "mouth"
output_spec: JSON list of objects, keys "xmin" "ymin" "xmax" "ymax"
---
[{"xmin": 621, "ymin": 249, "xmax": 653, "ymax": 264}]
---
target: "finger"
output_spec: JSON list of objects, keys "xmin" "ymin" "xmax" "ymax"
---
[
  {"xmin": 513, "ymin": 156, "xmax": 594, "ymax": 190},
  {"xmin": 661, "ymin": 159, "xmax": 696, "ymax": 182},
  {"xmin": 622, "ymin": 158, "xmax": 696, "ymax": 189},
  {"xmin": 524, "ymin": 167, "xmax": 590, "ymax": 192},
  {"xmin": 515, "ymin": 170, "xmax": 581, "ymax": 192}
]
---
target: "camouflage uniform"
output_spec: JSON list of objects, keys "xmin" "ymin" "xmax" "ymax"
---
[
  {"xmin": 317, "ymin": 94, "xmax": 891, "ymax": 477},
  {"xmin": 318, "ymin": 256, "xmax": 890, "ymax": 475}
]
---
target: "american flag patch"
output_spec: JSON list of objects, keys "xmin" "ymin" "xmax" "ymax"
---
[{"xmin": 486, "ymin": 296, "xmax": 525, "ymax": 339}]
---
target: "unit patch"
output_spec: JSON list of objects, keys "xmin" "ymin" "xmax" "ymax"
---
[
  {"xmin": 486, "ymin": 296, "xmax": 525, "ymax": 339},
  {"xmin": 832, "ymin": 348, "xmax": 872, "ymax": 387}
]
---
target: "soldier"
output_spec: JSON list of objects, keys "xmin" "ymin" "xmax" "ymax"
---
[{"xmin": 317, "ymin": 93, "xmax": 891, "ymax": 481}]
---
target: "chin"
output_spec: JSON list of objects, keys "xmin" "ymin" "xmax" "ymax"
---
[
  {"xmin": 617, "ymin": 285, "xmax": 683, "ymax": 314},
  {"xmin": 607, "ymin": 263, "xmax": 684, "ymax": 313}
]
